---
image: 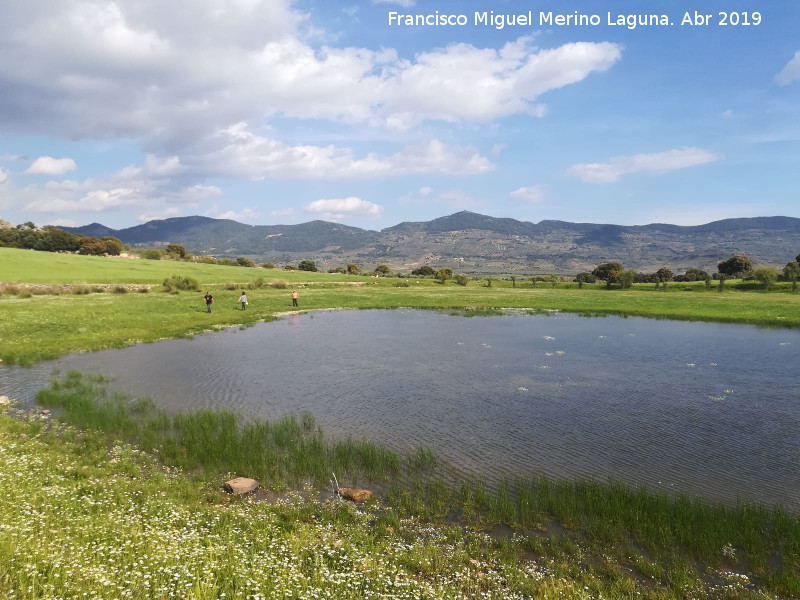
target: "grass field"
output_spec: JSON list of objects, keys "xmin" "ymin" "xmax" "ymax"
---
[
  {"xmin": 2, "ymin": 247, "xmax": 800, "ymax": 365},
  {"xmin": 3, "ymin": 248, "xmax": 800, "ymax": 598}
]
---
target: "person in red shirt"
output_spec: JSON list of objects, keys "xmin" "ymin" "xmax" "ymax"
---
[{"xmin": 291, "ymin": 290, "xmax": 298, "ymax": 307}]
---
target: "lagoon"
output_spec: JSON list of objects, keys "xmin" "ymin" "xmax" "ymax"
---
[{"xmin": 2, "ymin": 309, "xmax": 798, "ymax": 509}]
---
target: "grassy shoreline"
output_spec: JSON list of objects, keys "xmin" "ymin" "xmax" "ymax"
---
[{"xmin": 1, "ymin": 375, "xmax": 797, "ymax": 599}]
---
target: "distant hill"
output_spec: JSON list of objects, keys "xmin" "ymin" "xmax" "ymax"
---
[{"xmin": 62, "ymin": 211, "xmax": 800, "ymax": 275}]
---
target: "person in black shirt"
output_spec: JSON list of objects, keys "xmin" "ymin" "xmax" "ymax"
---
[{"xmin": 204, "ymin": 292, "xmax": 214, "ymax": 313}]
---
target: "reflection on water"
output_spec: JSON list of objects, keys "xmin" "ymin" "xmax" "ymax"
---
[{"xmin": 1, "ymin": 310, "xmax": 799, "ymax": 509}]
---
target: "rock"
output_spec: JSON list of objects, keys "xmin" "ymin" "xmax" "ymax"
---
[
  {"xmin": 223, "ymin": 477, "xmax": 259, "ymax": 495},
  {"xmin": 338, "ymin": 487, "xmax": 373, "ymax": 503},
  {"xmin": 0, "ymin": 396, "xmax": 9, "ymax": 406},
  {"xmin": 40, "ymin": 409, "xmax": 51, "ymax": 416}
]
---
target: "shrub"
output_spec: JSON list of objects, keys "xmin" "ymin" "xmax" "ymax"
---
[
  {"xmin": 1, "ymin": 283, "xmax": 20, "ymax": 295},
  {"xmin": 101, "ymin": 236, "xmax": 123, "ymax": 256},
  {"xmin": 225, "ymin": 282, "xmax": 237, "ymax": 290},
  {"xmin": 72, "ymin": 284, "xmax": 91, "ymax": 295},
  {"xmin": 411, "ymin": 265, "xmax": 435, "ymax": 277},
  {"xmin": 261, "ymin": 262, "xmax": 276, "ymax": 269},
  {"xmin": 454, "ymin": 274, "xmax": 469, "ymax": 286},
  {"xmin": 113, "ymin": 285, "xmax": 128, "ymax": 294},
  {"xmin": 219, "ymin": 258, "xmax": 237, "ymax": 266},
  {"xmin": 394, "ymin": 281, "xmax": 410, "ymax": 287},
  {"xmin": 193, "ymin": 255, "xmax": 218, "ymax": 264},
  {"xmin": 140, "ymin": 248, "xmax": 164, "ymax": 260},
  {"xmin": 269, "ymin": 281, "xmax": 288, "ymax": 289},
  {"xmin": 328, "ymin": 267, "xmax": 346, "ymax": 274},
  {"xmin": 283, "ymin": 265, "xmax": 296, "ymax": 271},
  {"xmin": 162, "ymin": 275, "xmax": 199, "ymax": 293},
  {"xmin": 138, "ymin": 287, "xmax": 150, "ymax": 293}
]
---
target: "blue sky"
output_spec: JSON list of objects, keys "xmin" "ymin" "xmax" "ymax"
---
[{"xmin": 0, "ymin": 0, "xmax": 798, "ymax": 230}]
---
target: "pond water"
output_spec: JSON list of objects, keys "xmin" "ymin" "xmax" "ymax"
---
[{"xmin": 1, "ymin": 310, "xmax": 798, "ymax": 509}]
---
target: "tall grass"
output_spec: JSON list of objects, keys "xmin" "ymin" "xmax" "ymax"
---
[{"xmin": 37, "ymin": 371, "xmax": 399, "ymax": 488}]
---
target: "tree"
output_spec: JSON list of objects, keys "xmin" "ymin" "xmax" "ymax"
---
[
  {"xmin": 435, "ymin": 268, "xmax": 453, "ymax": 284},
  {"xmin": 78, "ymin": 236, "xmax": 107, "ymax": 255},
  {"xmin": 411, "ymin": 265, "xmax": 435, "ymax": 277},
  {"xmin": 655, "ymin": 267, "xmax": 674, "ymax": 282},
  {"xmin": 140, "ymin": 248, "xmax": 164, "ymax": 260},
  {"xmin": 510, "ymin": 276, "xmax": 516, "ymax": 287},
  {"xmin": 704, "ymin": 274, "xmax": 712, "ymax": 290},
  {"xmin": 237, "ymin": 256, "xmax": 256, "ymax": 267},
  {"xmin": 530, "ymin": 276, "xmax": 536, "ymax": 288},
  {"xmin": 165, "ymin": 243, "xmax": 187, "ymax": 259},
  {"xmin": 549, "ymin": 274, "xmax": 558, "ymax": 288},
  {"xmin": 753, "ymin": 266, "xmax": 778, "ymax": 289},
  {"xmin": 373, "ymin": 264, "xmax": 391, "ymax": 275},
  {"xmin": 618, "ymin": 269, "xmax": 636, "ymax": 289},
  {"xmin": 718, "ymin": 255, "xmax": 753, "ymax": 278},
  {"xmin": 683, "ymin": 268, "xmax": 708, "ymax": 282},
  {"xmin": 102, "ymin": 236, "xmax": 123, "ymax": 256},
  {"xmin": 328, "ymin": 267, "xmax": 346, "ymax": 274},
  {"xmin": 261, "ymin": 262, "xmax": 276, "ymax": 269},
  {"xmin": 592, "ymin": 262, "xmax": 624, "ymax": 289},
  {"xmin": 574, "ymin": 272, "xmax": 597, "ymax": 285},
  {"xmin": 39, "ymin": 226, "xmax": 81, "ymax": 252},
  {"xmin": 298, "ymin": 260, "xmax": 317, "ymax": 272},
  {"xmin": 718, "ymin": 273, "xmax": 727, "ymax": 292},
  {"xmin": 784, "ymin": 261, "xmax": 800, "ymax": 293},
  {"xmin": 346, "ymin": 263, "xmax": 362, "ymax": 275},
  {"xmin": 454, "ymin": 273, "xmax": 469, "ymax": 286}
]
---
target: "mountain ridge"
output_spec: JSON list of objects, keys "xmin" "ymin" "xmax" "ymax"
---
[{"xmin": 62, "ymin": 211, "xmax": 800, "ymax": 274}]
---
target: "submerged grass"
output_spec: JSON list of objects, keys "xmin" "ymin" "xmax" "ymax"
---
[
  {"xmin": 17, "ymin": 372, "xmax": 800, "ymax": 598},
  {"xmin": 36, "ymin": 371, "xmax": 399, "ymax": 488}
]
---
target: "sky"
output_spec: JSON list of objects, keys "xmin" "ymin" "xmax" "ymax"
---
[{"xmin": 0, "ymin": 0, "xmax": 798, "ymax": 231}]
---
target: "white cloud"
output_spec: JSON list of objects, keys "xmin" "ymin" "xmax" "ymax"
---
[
  {"xmin": 418, "ymin": 186, "xmax": 432, "ymax": 196},
  {"xmin": 304, "ymin": 197, "xmax": 383, "ymax": 220},
  {"xmin": 217, "ymin": 207, "xmax": 259, "ymax": 222},
  {"xmin": 46, "ymin": 218, "xmax": 77, "ymax": 227},
  {"xmin": 721, "ymin": 109, "xmax": 734, "ymax": 118},
  {"xmin": 0, "ymin": 1, "xmax": 621, "ymax": 142},
  {"xmin": 510, "ymin": 185, "xmax": 548, "ymax": 203},
  {"xmin": 775, "ymin": 51, "xmax": 800, "ymax": 85},
  {"xmin": 0, "ymin": 168, "xmax": 7, "ymax": 185},
  {"xmin": 25, "ymin": 157, "xmax": 77, "ymax": 175},
  {"xmin": 568, "ymin": 148, "xmax": 722, "ymax": 183},
  {"xmin": 190, "ymin": 123, "xmax": 494, "ymax": 179},
  {"xmin": 0, "ymin": 155, "xmax": 26, "ymax": 162},
  {"xmin": 381, "ymin": 39, "xmax": 620, "ymax": 129}
]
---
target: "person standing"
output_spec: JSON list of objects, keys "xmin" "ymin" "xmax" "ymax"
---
[
  {"xmin": 204, "ymin": 291, "xmax": 214, "ymax": 313},
  {"xmin": 291, "ymin": 290, "xmax": 298, "ymax": 307},
  {"xmin": 239, "ymin": 291, "xmax": 247, "ymax": 310}
]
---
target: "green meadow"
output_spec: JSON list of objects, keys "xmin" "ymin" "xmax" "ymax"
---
[
  {"xmin": 2, "ymin": 247, "xmax": 800, "ymax": 598},
  {"xmin": 1, "ymin": 247, "xmax": 799, "ymax": 366}
]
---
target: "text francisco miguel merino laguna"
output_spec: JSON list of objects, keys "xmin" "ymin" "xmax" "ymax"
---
[{"xmin": 387, "ymin": 10, "xmax": 751, "ymax": 30}]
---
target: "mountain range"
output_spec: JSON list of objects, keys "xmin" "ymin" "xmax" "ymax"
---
[{"xmin": 63, "ymin": 212, "xmax": 800, "ymax": 275}]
